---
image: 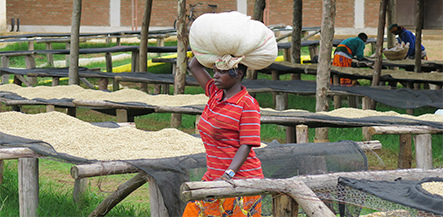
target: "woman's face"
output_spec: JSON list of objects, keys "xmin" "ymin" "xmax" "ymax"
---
[{"xmin": 212, "ymin": 68, "xmax": 239, "ymax": 89}]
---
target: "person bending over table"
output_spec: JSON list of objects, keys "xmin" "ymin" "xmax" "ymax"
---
[
  {"xmin": 389, "ymin": 23, "xmax": 428, "ymax": 60},
  {"xmin": 182, "ymin": 57, "xmax": 264, "ymax": 217},
  {"xmin": 332, "ymin": 32, "xmax": 368, "ymax": 86}
]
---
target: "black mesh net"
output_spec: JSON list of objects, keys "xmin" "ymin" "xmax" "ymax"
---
[{"xmin": 0, "ymin": 130, "xmax": 367, "ymax": 216}]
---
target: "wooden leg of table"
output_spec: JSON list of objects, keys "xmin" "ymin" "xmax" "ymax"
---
[
  {"xmin": 116, "ymin": 109, "xmax": 128, "ymax": 123},
  {"xmin": 67, "ymin": 107, "xmax": 77, "ymax": 117},
  {"xmin": 296, "ymin": 124, "xmax": 309, "ymax": 144},
  {"xmin": 171, "ymin": 113, "xmax": 182, "ymax": 128},
  {"xmin": 272, "ymin": 194, "xmax": 299, "ymax": 217},
  {"xmin": 18, "ymin": 158, "xmax": 39, "ymax": 217},
  {"xmin": 414, "ymin": 134, "xmax": 433, "ymax": 169},
  {"xmin": 73, "ymin": 178, "xmax": 88, "ymax": 204},
  {"xmin": 332, "ymin": 75, "xmax": 341, "ymax": 109},
  {"xmin": 52, "ymin": 77, "xmax": 60, "ymax": 86},
  {"xmin": 398, "ymin": 134, "xmax": 412, "ymax": 169},
  {"xmin": 46, "ymin": 105, "xmax": 55, "ymax": 112},
  {"xmin": 98, "ymin": 78, "xmax": 109, "ymax": 90}
]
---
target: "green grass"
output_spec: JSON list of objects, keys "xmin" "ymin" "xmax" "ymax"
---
[{"xmin": 0, "ymin": 40, "xmax": 442, "ymax": 216}]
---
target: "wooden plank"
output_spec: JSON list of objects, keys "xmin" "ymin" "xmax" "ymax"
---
[
  {"xmin": 180, "ymin": 168, "xmax": 443, "ymax": 202},
  {"xmin": 71, "ymin": 161, "xmax": 139, "ymax": 179},
  {"xmin": 80, "ymin": 78, "xmax": 95, "ymax": 89},
  {"xmin": 0, "ymin": 147, "xmax": 40, "ymax": 160},
  {"xmin": 18, "ymin": 158, "xmax": 39, "ymax": 217},
  {"xmin": 368, "ymin": 125, "xmax": 443, "ymax": 135}
]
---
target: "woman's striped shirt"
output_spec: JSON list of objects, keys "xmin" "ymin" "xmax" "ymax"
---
[{"xmin": 198, "ymin": 79, "xmax": 263, "ymax": 181}]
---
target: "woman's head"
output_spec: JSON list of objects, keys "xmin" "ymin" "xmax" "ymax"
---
[
  {"xmin": 389, "ymin": 23, "xmax": 403, "ymax": 35},
  {"xmin": 358, "ymin": 33, "xmax": 368, "ymax": 43}
]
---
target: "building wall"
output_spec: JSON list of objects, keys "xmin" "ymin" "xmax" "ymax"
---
[{"xmin": 5, "ymin": 0, "xmax": 383, "ymax": 34}]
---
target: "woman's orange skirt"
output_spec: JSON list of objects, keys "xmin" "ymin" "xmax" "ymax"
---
[
  {"xmin": 332, "ymin": 54, "xmax": 359, "ymax": 86},
  {"xmin": 182, "ymin": 196, "xmax": 262, "ymax": 217}
]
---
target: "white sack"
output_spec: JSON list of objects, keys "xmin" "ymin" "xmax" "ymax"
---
[{"xmin": 189, "ymin": 11, "xmax": 278, "ymax": 70}]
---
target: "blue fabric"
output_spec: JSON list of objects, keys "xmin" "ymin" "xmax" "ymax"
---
[{"xmin": 397, "ymin": 28, "xmax": 425, "ymax": 58}]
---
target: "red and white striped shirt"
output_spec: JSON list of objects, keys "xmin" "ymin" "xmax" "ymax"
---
[{"xmin": 198, "ymin": 79, "xmax": 263, "ymax": 181}]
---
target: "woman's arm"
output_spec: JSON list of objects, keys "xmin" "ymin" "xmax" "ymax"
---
[
  {"xmin": 188, "ymin": 57, "xmax": 212, "ymax": 90},
  {"xmin": 220, "ymin": 144, "xmax": 252, "ymax": 180}
]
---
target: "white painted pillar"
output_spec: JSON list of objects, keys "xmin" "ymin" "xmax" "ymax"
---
[
  {"xmin": 237, "ymin": 0, "xmax": 248, "ymax": 15},
  {"xmin": 0, "ymin": 0, "xmax": 6, "ymax": 33},
  {"xmin": 110, "ymin": 0, "xmax": 121, "ymax": 27},
  {"xmin": 354, "ymin": 0, "xmax": 365, "ymax": 29}
]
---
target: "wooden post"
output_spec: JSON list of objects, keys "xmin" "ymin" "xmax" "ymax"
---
[
  {"xmin": 398, "ymin": 134, "xmax": 412, "ymax": 169},
  {"xmin": 386, "ymin": 0, "xmax": 396, "ymax": 48},
  {"xmin": 315, "ymin": 0, "xmax": 335, "ymax": 143},
  {"xmin": 252, "ymin": 0, "xmax": 266, "ymax": 22},
  {"xmin": 369, "ymin": 0, "xmax": 388, "ymax": 110},
  {"xmin": 66, "ymin": 107, "xmax": 76, "ymax": 117},
  {"xmin": 296, "ymin": 124, "xmax": 309, "ymax": 143},
  {"xmin": 131, "ymin": 50, "xmax": 140, "ymax": 72},
  {"xmin": 69, "ymin": 0, "xmax": 82, "ymax": 85},
  {"xmin": 46, "ymin": 105, "xmax": 55, "ymax": 112},
  {"xmin": 276, "ymin": 94, "xmax": 295, "ymax": 144},
  {"xmin": 414, "ymin": 134, "xmax": 432, "ymax": 169},
  {"xmin": 73, "ymin": 178, "xmax": 88, "ymax": 204},
  {"xmin": 98, "ymin": 78, "xmax": 109, "ymax": 90},
  {"xmin": 105, "ymin": 52, "xmax": 113, "ymax": 73},
  {"xmin": 414, "ymin": 0, "xmax": 424, "ymax": 75},
  {"xmin": 272, "ymin": 193, "xmax": 298, "ymax": 217},
  {"xmin": 45, "ymin": 42, "xmax": 54, "ymax": 66},
  {"xmin": 116, "ymin": 109, "xmax": 128, "ymax": 123},
  {"xmin": 292, "ymin": 0, "xmax": 303, "ymax": 65},
  {"xmin": 27, "ymin": 41, "xmax": 34, "ymax": 51},
  {"xmin": 1, "ymin": 56, "xmax": 10, "ymax": 84},
  {"xmin": 172, "ymin": 0, "xmax": 189, "ymax": 128},
  {"xmin": 138, "ymin": 0, "xmax": 153, "ymax": 93},
  {"xmin": 332, "ymin": 74, "xmax": 341, "ymax": 109},
  {"xmin": 18, "ymin": 158, "xmax": 39, "ymax": 217},
  {"xmin": 52, "ymin": 77, "xmax": 60, "ymax": 86},
  {"xmin": 25, "ymin": 55, "xmax": 37, "ymax": 86}
]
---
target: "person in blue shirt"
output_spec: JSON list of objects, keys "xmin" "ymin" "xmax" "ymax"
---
[
  {"xmin": 331, "ymin": 32, "xmax": 368, "ymax": 86},
  {"xmin": 388, "ymin": 23, "xmax": 427, "ymax": 60}
]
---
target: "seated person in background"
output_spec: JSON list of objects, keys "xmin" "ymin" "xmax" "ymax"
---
[
  {"xmin": 388, "ymin": 23, "xmax": 427, "ymax": 60},
  {"xmin": 331, "ymin": 32, "xmax": 368, "ymax": 86}
]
